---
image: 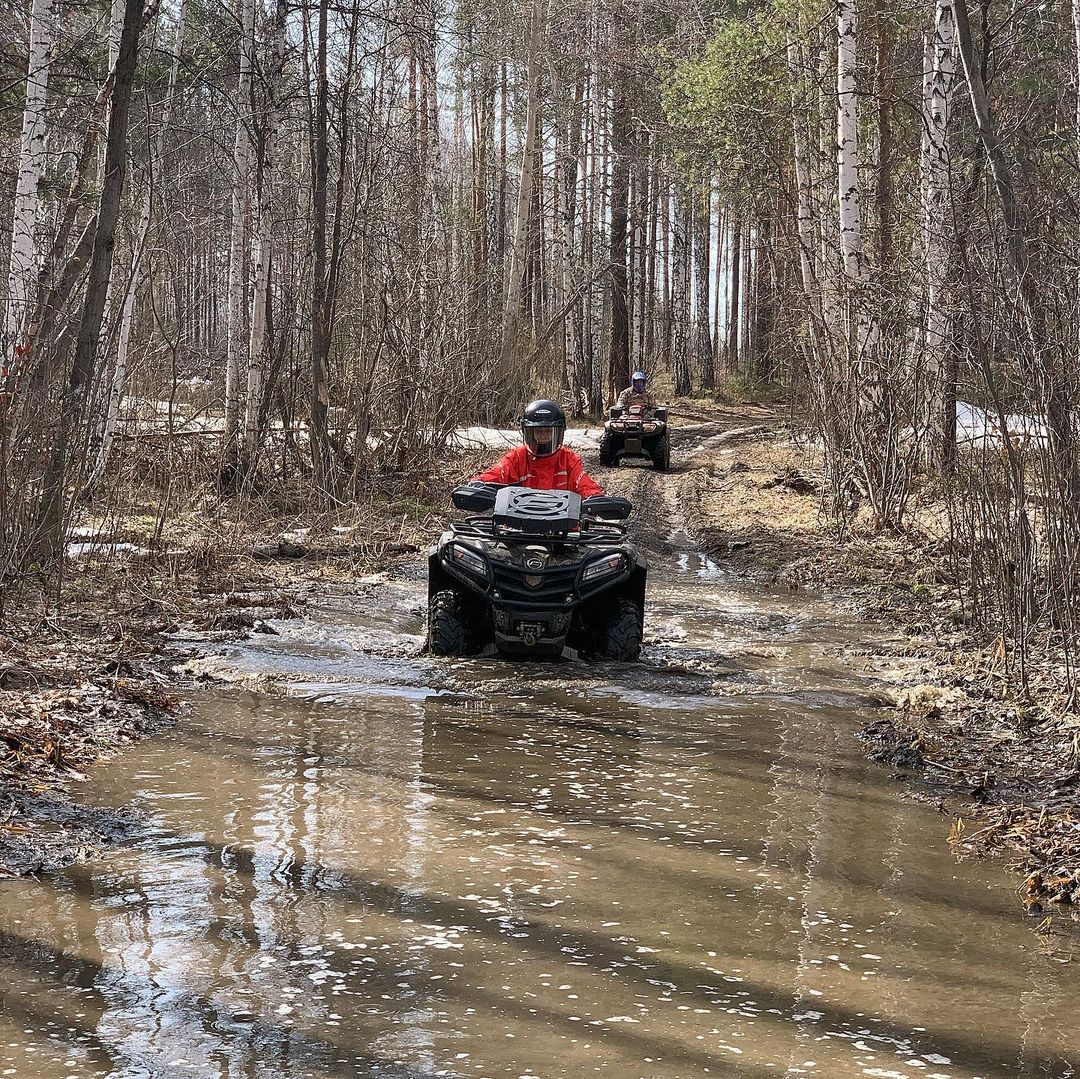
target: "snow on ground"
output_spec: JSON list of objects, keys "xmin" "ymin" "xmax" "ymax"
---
[
  {"xmin": 449, "ymin": 425, "xmax": 601, "ymax": 452},
  {"xmin": 115, "ymin": 401, "xmax": 603, "ymax": 453},
  {"xmin": 955, "ymin": 401, "xmax": 1049, "ymax": 448}
]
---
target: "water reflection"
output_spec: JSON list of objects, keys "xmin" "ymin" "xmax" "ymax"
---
[{"xmin": 0, "ymin": 581, "xmax": 1078, "ymax": 1077}]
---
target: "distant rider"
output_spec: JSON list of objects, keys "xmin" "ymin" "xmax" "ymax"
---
[
  {"xmin": 614, "ymin": 371, "xmax": 658, "ymax": 418},
  {"xmin": 470, "ymin": 399, "xmax": 604, "ymax": 498}
]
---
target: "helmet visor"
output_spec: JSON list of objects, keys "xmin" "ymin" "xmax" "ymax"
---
[
  {"xmin": 524, "ymin": 425, "xmax": 564, "ymax": 457},
  {"xmin": 631, "ymin": 376, "xmax": 646, "ymax": 392}
]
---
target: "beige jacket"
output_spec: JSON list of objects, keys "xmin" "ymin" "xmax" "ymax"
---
[{"xmin": 615, "ymin": 387, "xmax": 658, "ymax": 415}]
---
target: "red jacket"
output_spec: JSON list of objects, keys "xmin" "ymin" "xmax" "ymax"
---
[{"xmin": 472, "ymin": 445, "xmax": 604, "ymax": 498}]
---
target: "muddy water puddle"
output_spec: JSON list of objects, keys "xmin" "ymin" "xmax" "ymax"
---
[{"xmin": 2, "ymin": 554, "xmax": 1078, "ymax": 1078}]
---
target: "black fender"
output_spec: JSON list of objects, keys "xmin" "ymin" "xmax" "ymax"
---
[
  {"xmin": 627, "ymin": 561, "xmax": 647, "ymax": 623},
  {"xmin": 428, "ymin": 546, "xmax": 453, "ymax": 601}
]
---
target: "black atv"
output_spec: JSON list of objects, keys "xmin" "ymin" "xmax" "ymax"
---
[
  {"xmin": 427, "ymin": 484, "xmax": 646, "ymax": 661},
  {"xmin": 598, "ymin": 403, "xmax": 670, "ymax": 470}
]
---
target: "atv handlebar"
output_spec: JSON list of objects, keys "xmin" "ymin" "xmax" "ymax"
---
[
  {"xmin": 608, "ymin": 405, "xmax": 668, "ymax": 422},
  {"xmin": 581, "ymin": 495, "xmax": 632, "ymax": 521},
  {"xmin": 452, "ymin": 482, "xmax": 501, "ymax": 512}
]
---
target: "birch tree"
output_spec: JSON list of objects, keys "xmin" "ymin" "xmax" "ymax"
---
[
  {"xmin": 225, "ymin": 0, "xmax": 255, "ymax": 463},
  {"xmin": 835, "ymin": 0, "xmax": 863, "ymax": 285},
  {"xmin": 923, "ymin": 0, "xmax": 955, "ymax": 467},
  {"xmin": 243, "ymin": 0, "xmax": 288, "ymax": 466},
  {"xmin": 4, "ymin": 0, "xmax": 57, "ymax": 358}
]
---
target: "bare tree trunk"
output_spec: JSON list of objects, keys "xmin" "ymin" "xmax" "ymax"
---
[
  {"xmin": 693, "ymin": 188, "xmax": 714, "ymax": 389},
  {"xmin": 643, "ymin": 156, "xmax": 658, "ymax": 368},
  {"xmin": 224, "ymin": 0, "xmax": 254, "ymax": 463},
  {"xmin": 924, "ymin": 0, "xmax": 956, "ymax": 468},
  {"xmin": 309, "ymin": 0, "xmax": 332, "ymax": 490},
  {"xmin": 1074, "ymin": 0, "xmax": 1080, "ymax": 369},
  {"xmin": 497, "ymin": 58, "xmax": 507, "ymax": 271},
  {"xmin": 244, "ymin": 0, "xmax": 287, "ymax": 464},
  {"xmin": 4, "ymin": 0, "xmax": 57, "ymax": 355},
  {"xmin": 726, "ymin": 217, "xmax": 741, "ymax": 371},
  {"xmin": 672, "ymin": 185, "xmax": 691, "ymax": 396},
  {"xmin": 89, "ymin": 0, "xmax": 187, "ymax": 492},
  {"xmin": 607, "ymin": 39, "xmax": 631, "ymax": 399},
  {"xmin": 786, "ymin": 34, "xmax": 823, "ymax": 366},
  {"xmin": 659, "ymin": 180, "xmax": 671, "ymax": 369},
  {"xmin": 634, "ymin": 140, "xmax": 651, "ymax": 371},
  {"xmin": 561, "ymin": 78, "xmax": 584, "ymax": 413},
  {"xmin": 500, "ymin": 0, "xmax": 543, "ymax": 382},
  {"xmin": 713, "ymin": 202, "xmax": 724, "ymax": 364},
  {"xmin": 35, "ymin": 0, "xmax": 146, "ymax": 558}
]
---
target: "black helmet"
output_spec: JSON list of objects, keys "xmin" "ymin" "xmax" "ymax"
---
[{"xmin": 521, "ymin": 398, "xmax": 566, "ymax": 458}]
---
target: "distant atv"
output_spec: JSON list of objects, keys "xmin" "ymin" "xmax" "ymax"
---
[
  {"xmin": 599, "ymin": 403, "xmax": 670, "ymax": 470},
  {"xmin": 427, "ymin": 484, "xmax": 646, "ymax": 661}
]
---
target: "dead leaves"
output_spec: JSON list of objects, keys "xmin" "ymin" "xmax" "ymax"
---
[
  {"xmin": 0, "ymin": 622, "xmax": 179, "ymax": 799},
  {"xmin": 951, "ymin": 805, "xmax": 1080, "ymax": 912}
]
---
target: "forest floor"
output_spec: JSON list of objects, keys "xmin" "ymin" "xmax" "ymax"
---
[{"xmin": 2, "ymin": 398, "xmax": 1078, "ymax": 921}]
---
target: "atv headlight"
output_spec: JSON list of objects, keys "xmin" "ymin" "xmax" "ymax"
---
[
  {"xmin": 447, "ymin": 542, "xmax": 488, "ymax": 580},
  {"xmin": 581, "ymin": 553, "xmax": 624, "ymax": 582}
]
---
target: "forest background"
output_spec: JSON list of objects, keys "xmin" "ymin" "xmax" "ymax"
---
[{"xmin": 2, "ymin": 0, "xmax": 1080, "ymax": 702}]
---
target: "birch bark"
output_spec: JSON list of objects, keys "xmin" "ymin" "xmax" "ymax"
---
[
  {"xmin": 924, "ymin": 0, "xmax": 956, "ymax": 465},
  {"xmin": 786, "ymin": 36, "xmax": 816, "ymax": 313},
  {"xmin": 244, "ymin": 0, "xmax": 287, "ymax": 463},
  {"xmin": 225, "ymin": 0, "xmax": 255, "ymax": 457},
  {"xmin": 836, "ymin": 0, "xmax": 863, "ymax": 282},
  {"xmin": 5, "ymin": 0, "xmax": 57, "ymax": 356}
]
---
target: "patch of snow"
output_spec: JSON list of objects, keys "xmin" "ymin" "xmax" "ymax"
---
[
  {"xmin": 449, "ymin": 425, "xmax": 600, "ymax": 452},
  {"xmin": 955, "ymin": 401, "xmax": 1048, "ymax": 448},
  {"xmin": 65, "ymin": 542, "xmax": 149, "ymax": 560}
]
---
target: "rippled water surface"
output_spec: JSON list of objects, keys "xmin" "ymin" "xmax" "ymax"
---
[{"xmin": 2, "ymin": 547, "xmax": 1078, "ymax": 1078}]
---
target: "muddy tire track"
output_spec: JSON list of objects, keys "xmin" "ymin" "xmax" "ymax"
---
[{"xmin": 593, "ymin": 421, "xmax": 720, "ymax": 563}]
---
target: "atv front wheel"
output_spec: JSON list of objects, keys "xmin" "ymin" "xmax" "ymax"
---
[
  {"xmin": 652, "ymin": 431, "xmax": 670, "ymax": 471},
  {"xmin": 429, "ymin": 590, "xmax": 472, "ymax": 656},
  {"xmin": 598, "ymin": 431, "xmax": 617, "ymax": 468},
  {"xmin": 602, "ymin": 597, "xmax": 642, "ymax": 661}
]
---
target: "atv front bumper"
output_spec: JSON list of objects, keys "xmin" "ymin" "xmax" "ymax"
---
[{"xmin": 491, "ymin": 606, "xmax": 572, "ymax": 658}]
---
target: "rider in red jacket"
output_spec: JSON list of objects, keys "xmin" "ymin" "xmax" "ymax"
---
[{"xmin": 471, "ymin": 399, "xmax": 604, "ymax": 498}]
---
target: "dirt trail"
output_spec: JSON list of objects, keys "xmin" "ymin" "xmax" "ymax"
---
[
  {"xmin": 11, "ymin": 399, "xmax": 1072, "ymax": 920},
  {"xmin": 176, "ymin": 405, "xmax": 886, "ymax": 729}
]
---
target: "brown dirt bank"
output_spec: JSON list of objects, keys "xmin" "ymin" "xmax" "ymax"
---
[{"xmin": 669, "ymin": 396, "xmax": 1079, "ymax": 923}]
